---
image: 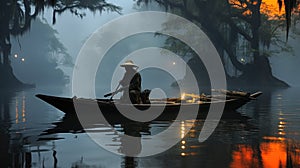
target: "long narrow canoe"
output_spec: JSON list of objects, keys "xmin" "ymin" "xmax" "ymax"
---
[{"xmin": 36, "ymin": 91, "xmax": 262, "ymax": 122}]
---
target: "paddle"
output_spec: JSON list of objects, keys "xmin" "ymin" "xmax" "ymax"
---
[
  {"xmin": 104, "ymin": 85, "xmax": 131, "ymax": 100},
  {"xmin": 103, "ymin": 92, "xmax": 114, "ymax": 98},
  {"xmin": 104, "ymin": 83, "xmax": 121, "ymax": 100}
]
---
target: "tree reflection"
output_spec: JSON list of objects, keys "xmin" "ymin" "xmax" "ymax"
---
[
  {"xmin": 3, "ymin": 89, "xmax": 300, "ymax": 167},
  {"xmin": 229, "ymin": 89, "xmax": 300, "ymax": 168},
  {"xmin": 230, "ymin": 139, "xmax": 300, "ymax": 167},
  {"xmin": 0, "ymin": 91, "xmax": 13, "ymax": 167},
  {"xmin": 0, "ymin": 91, "xmax": 34, "ymax": 167}
]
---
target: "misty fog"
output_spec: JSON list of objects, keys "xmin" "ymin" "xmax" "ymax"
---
[
  {"xmin": 8, "ymin": 0, "xmax": 300, "ymax": 91},
  {"xmin": 269, "ymin": 32, "xmax": 300, "ymax": 86},
  {"xmin": 11, "ymin": 19, "xmax": 71, "ymax": 87}
]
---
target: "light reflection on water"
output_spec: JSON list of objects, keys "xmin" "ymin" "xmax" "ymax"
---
[{"xmin": 1, "ymin": 87, "xmax": 300, "ymax": 167}]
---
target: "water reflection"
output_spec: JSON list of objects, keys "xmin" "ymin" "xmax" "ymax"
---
[
  {"xmin": 1, "ymin": 91, "xmax": 34, "ymax": 168},
  {"xmin": 14, "ymin": 93, "xmax": 26, "ymax": 126},
  {"xmin": 1, "ymin": 88, "xmax": 300, "ymax": 167},
  {"xmin": 119, "ymin": 122, "xmax": 150, "ymax": 168},
  {"xmin": 229, "ymin": 89, "xmax": 300, "ymax": 168},
  {"xmin": 230, "ymin": 139, "xmax": 300, "ymax": 168},
  {"xmin": 0, "ymin": 91, "xmax": 14, "ymax": 168},
  {"xmin": 41, "ymin": 114, "xmax": 84, "ymax": 136},
  {"xmin": 0, "ymin": 89, "xmax": 64, "ymax": 168}
]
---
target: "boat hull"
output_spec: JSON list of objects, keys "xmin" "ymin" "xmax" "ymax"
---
[{"xmin": 36, "ymin": 92, "xmax": 262, "ymax": 123}]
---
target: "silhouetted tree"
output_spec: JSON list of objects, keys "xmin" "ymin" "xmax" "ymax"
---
[
  {"xmin": 0, "ymin": 0, "xmax": 121, "ymax": 88},
  {"xmin": 136, "ymin": 0, "xmax": 299, "ymax": 87},
  {"xmin": 277, "ymin": 0, "xmax": 299, "ymax": 39}
]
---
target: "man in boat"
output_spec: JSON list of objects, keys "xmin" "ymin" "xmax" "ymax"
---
[{"xmin": 119, "ymin": 60, "xmax": 142, "ymax": 104}]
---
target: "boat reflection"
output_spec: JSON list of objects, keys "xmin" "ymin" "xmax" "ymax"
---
[
  {"xmin": 119, "ymin": 121, "xmax": 151, "ymax": 168},
  {"xmin": 41, "ymin": 114, "xmax": 151, "ymax": 168},
  {"xmin": 3, "ymin": 88, "xmax": 300, "ymax": 168},
  {"xmin": 5, "ymin": 113, "xmax": 300, "ymax": 168},
  {"xmin": 41, "ymin": 114, "xmax": 85, "ymax": 136}
]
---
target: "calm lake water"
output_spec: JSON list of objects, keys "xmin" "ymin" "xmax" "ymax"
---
[{"xmin": 1, "ymin": 87, "xmax": 300, "ymax": 168}]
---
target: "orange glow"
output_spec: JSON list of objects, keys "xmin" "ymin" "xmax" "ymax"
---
[
  {"xmin": 15, "ymin": 99, "xmax": 19, "ymax": 124},
  {"xmin": 263, "ymin": 136, "xmax": 286, "ymax": 141},
  {"xmin": 22, "ymin": 96, "xmax": 26, "ymax": 123},
  {"xmin": 260, "ymin": 142, "xmax": 287, "ymax": 168},
  {"xmin": 229, "ymin": 0, "xmax": 289, "ymax": 19},
  {"xmin": 243, "ymin": 10, "xmax": 252, "ymax": 16},
  {"xmin": 279, "ymin": 121, "xmax": 286, "ymax": 125},
  {"xmin": 261, "ymin": 0, "xmax": 284, "ymax": 18},
  {"xmin": 230, "ymin": 140, "xmax": 294, "ymax": 168},
  {"xmin": 230, "ymin": 145, "xmax": 259, "ymax": 168}
]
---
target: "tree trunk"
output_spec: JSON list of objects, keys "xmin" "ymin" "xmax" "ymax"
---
[
  {"xmin": 251, "ymin": 2, "xmax": 262, "ymax": 65},
  {"xmin": 240, "ymin": 2, "xmax": 289, "ymax": 87}
]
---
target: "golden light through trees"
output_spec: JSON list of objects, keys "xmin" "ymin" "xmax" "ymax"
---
[
  {"xmin": 261, "ymin": 0, "xmax": 285, "ymax": 18},
  {"xmin": 229, "ymin": 0, "xmax": 296, "ymax": 19}
]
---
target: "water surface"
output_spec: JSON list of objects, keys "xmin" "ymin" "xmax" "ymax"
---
[{"xmin": 1, "ymin": 87, "xmax": 300, "ymax": 167}]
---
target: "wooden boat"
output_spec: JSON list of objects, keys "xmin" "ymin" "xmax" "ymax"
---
[{"xmin": 36, "ymin": 90, "xmax": 262, "ymax": 122}]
